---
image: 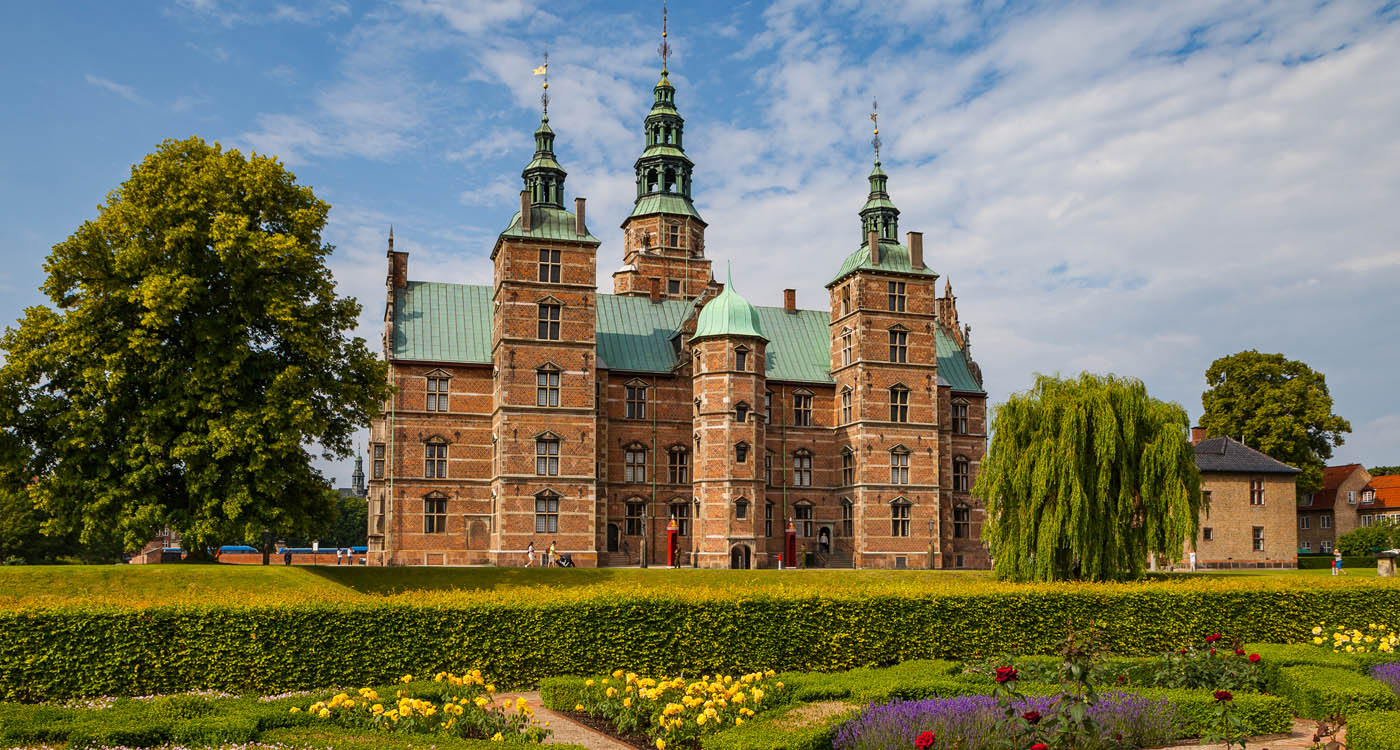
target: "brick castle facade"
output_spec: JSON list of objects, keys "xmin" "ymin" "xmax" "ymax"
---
[{"xmin": 365, "ymin": 63, "xmax": 990, "ymax": 569}]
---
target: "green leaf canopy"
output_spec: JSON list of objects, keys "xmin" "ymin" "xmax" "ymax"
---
[
  {"xmin": 976, "ymin": 373, "xmax": 1203, "ymax": 582},
  {"xmin": 0, "ymin": 137, "xmax": 389, "ymax": 554}
]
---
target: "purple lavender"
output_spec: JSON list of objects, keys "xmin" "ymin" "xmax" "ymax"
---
[
  {"xmin": 833, "ymin": 692, "xmax": 1181, "ymax": 750},
  {"xmin": 1371, "ymin": 661, "xmax": 1400, "ymax": 699}
]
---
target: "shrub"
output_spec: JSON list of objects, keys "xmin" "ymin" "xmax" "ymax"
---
[
  {"xmin": 1118, "ymin": 687, "xmax": 1292, "ymax": 737},
  {"xmin": 1274, "ymin": 665, "xmax": 1397, "ymax": 719},
  {"xmin": 700, "ymin": 702, "xmax": 851, "ymax": 750},
  {"xmin": 1297, "ymin": 555, "xmax": 1371, "ymax": 570},
  {"xmin": 1145, "ymin": 634, "xmax": 1267, "ymax": 692},
  {"xmin": 6, "ymin": 584, "xmax": 1400, "ymax": 700},
  {"xmin": 568, "ymin": 669, "xmax": 785, "ymax": 748},
  {"xmin": 1348, "ymin": 710, "xmax": 1400, "ymax": 750},
  {"xmin": 1372, "ymin": 661, "xmax": 1400, "ymax": 699}
]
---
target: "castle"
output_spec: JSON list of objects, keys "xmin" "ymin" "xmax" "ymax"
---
[{"xmin": 365, "ymin": 55, "xmax": 989, "ymax": 569}]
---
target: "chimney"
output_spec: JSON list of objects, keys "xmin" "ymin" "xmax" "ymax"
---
[
  {"xmin": 783, "ymin": 288, "xmax": 797, "ymax": 313},
  {"xmin": 575, "ymin": 197, "xmax": 586, "ymax": 236},
  {"xmin": 1191, "ymin": 426, "xmax": 1207, "ymax": 445},
  {"xmin": 907, "ymin": 231, "xmax": 924, "ymax": 269},
  {"xmin": 649, "ymin": 277, "xmax": 661, "ymax": 303},
  {"xmin": 868, "ymin": 230, "xmax": 881, "ymax": 265},
  {"xmin": 519, "ymin": 191, "xmax": 532, "ymax": 232}
]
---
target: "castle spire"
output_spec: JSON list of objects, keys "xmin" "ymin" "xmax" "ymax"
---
[
  {"xmin": 522, "ymin": 52, "xmax": 566, "ymax": 208},
  {"xmin": 860, "ymin": 96, "xmax": 899, "ymax": 245},
  {"xmin": 627, "ymin": 2, "xmax": 700, "ymax": 220}
]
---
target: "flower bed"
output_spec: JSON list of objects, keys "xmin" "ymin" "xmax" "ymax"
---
[{"xmin": 564, "ymin": 669, "xmax": 786, "ymax": 749}]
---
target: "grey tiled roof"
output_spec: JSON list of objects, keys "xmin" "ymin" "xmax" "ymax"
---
[{"xmin": 1193, "ymin": 437, "xmax": 1301, "ymax": 474}]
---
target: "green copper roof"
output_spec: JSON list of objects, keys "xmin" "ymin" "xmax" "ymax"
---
[
  {"xmin": 693, "ymin": 278, "xmax": 766, "ymax": 341},
  {"xmin": 861, "ymin": 196, "xmax": 898, "ymax": 212},
  {"xmin": 628, "ymin": 193, "xmax": 704, "ymax": 222},
  {"xmin": 501, "ymin": 205, "xmax": 600, "ymax": 243},
  {"xmin": 390, "ymin": 282, "xmax": 981, "ymax": 392},
  {"xmin": 638, "ymin": 145, "xmax": 690, "ymax": 160},
  {"xmin": 828, "ymin": 239, "xmax": 939, "ymax": 286}
]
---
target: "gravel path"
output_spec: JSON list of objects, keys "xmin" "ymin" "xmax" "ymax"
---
[{"xmin": 496, "ymin": 691, "xmax": 637, "ymax": 750}]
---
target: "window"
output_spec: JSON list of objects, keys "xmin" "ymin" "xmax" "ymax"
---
[
  {"xmin": 1203, "ymin": 527, "xmax": 1214, "ymax": 541},
  {"xmin": 535, "ymin": 493, "xmax": 560, "ymax": 533},
  {"xmin": 1300, "ymin": 493, "xmax": 1315, "ymax": 507},
  {"xmin": 891, "ymin": 501, "xmax": 911, "ymax": 537},
  {"xmin": 841, "ymin": 449, "xmax": 854, "ymax": 486},
  {"xmin": 889, "ymin": 329, "xmax": 908, "ymax": 363},
  {"xmin": 793, "ymin": 451, "xmax": 813, "ymax": 486},
  {"xmin": 668, "ymin": 448, "xmax": 689, "ymax": 484},
  {"xmin": 887, "ymin": 281, "xmax": 906, "ymax": 312},
  {"xmin": 841, "ymin": 388, "xmax": 852, "ymax": 423},
  {"xmin": 1299, "ymin": 515, "xmax": 1310, "ymax": 530},
  {"xmin": 841, "ymin": 499, "xmax": 854, "ymax": 537},
  {"xmin": 1301, "ymin": 541, "xmax": 1311, "ymax": 552},
  {"xmin": 764, "ymin": 392, "xmax": 772, "ymax": 423},
  {"xmin": 764, "ymin": 454, "xmax": 773, "ymax": 486},
  {"xmin": 668, "ymin": 224, "xmax": 680, "ymax": 248},
  {"xmin": 538, "ymin": 248, "xmax": 561, "ymax": 282},
  {"xmin": 536, "ymin": 368, "xmax": 560, "ymax": 407},
  {"xmin": 793, "ymin": 392, "xmax": 813, "ymax": 426},
  {"xmin": 668, "ymin": 279, "xmax": 681, "ymax": 295},
  {"xmin": 372, "ymin": 444, "xmax": 385, "ymax": 479},
  {"xmin": 889, "ymin": 386, "xmax": 909, "ymax": 422},
  {"xmin": 1347, "ymin": 491, "xmax": 1356, "ymax": 505},
  {"xmin": 625, "ymin": 383, "xmax": 647, "ymax": 419},
  {"xmin": 1249, "ymin": 479, "xmax": 1264, "ymax": 506},
  {"xmin": 625, "ymin": 502, "xmax": 644, "ymax": 535},
  {"xmin": 670, "ymin": 503, "xmax": 690, "ymax": 536},
  {"xmin": 1321, "ymin": 540, "xmax": 1333, "ymax": 553},
  {"xmin": 765, "ymin": 502, "xmax": 774, "ymax": 536},
  {"xmin": 736, "ymin": 499, "xmax": 749, "ymax": 520},
  {"xmin": 1321, "ymin": 513, "xmax": 1332, "ymax": 529},
  {"xmin": 952, "ymin": 402, "xmax": 969, "ymax": 434},
  {"xmin": 735, "ymin": 442, "xmax": 749, "ymax": 463},
  {"xmin": 624, "ymin": 446, "xmax": 647, "ymax": 483},
  {"xmin": 424, "ymin": 494, "xmax": 447, "ymax": 534},
  {"xmin": 1252, "ymin": 526, "xmax": 1264, "ymax": 551},
  {"xmin": 841, "ymin": 287, "xmax": 850, "ymax": 315},
  {"xmin": 424, "ymin": 441, "xmax": 447, "ymax": 478},
  {"xmin": 735, "ymin": 348, "xmax": 748, "ymax": 371},
  {"xmin": 426, "ymin": 375, "xmax": 449, "ymax": 411},
  {"xmin": 1363, "ymin": 490, "xmax": 1376, "ymax": 504},
  {"xmin": 953, "ymin": 457, "xmax": 970, "ymax": 492},
  {"xmin": 735, "ymin": 402, "xmax": 749, "ymax": 423},
  {"xmin": 537, "ymin": 303, "xmax": 561, "ymax": 340},
  {"xmin": 535, "ymin": 437, "xmax": 559, "ymax": 476},
  {"xmin": 890, "ymin": 449, "xmax": 910, "ymax": 484},
  {"xmin": 954, "ymin": 505, "xmax": 971, "ymax": 539},
  {"xmin": 795, "ymin": 503, "xmax": 813, "ymax": 537},
  {"xmin": 1363, "ymin": 515, "xmax": 1374, "ymax": 527},
  {"xmin": 840, "ymin": 328, "xmax": 853, "ymax": 366}
]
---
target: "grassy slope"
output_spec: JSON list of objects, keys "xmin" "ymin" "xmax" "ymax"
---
[{"xmin": 0, "ymin": 563, "xmax": 1386, "ymax": 610}]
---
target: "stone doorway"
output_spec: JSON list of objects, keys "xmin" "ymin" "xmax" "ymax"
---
[
  {"xmin": 606, "ymin": 523, "xmax": 620, "ymax": 553},
  {"xmin": 730, "ymin": 544, "xmax": 751, "ymax": 569}
]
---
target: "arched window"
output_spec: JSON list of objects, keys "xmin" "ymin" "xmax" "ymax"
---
[
  {"xmin": 841, "ymin": 448, "xmax": 854, "ymax": 486},
  {"xmin": 891, "ymin": 498, "xmax": 911, "ymax": 537},
  {"xmin": 424, "ymin": 492, "xmax": 448, "ymax": 534},
  {"xmin": 890, "ymin": 446, "xmax": 910, "ymax": 485},
  {"xmin": 735, "ymin": 346, "xmax": 749, "ymax": 372},
  {"xmin": 735, "ymin": 402, "xmax": 750, "ymax": 423},
  {"xmin": 889, "ymin": 385, "xmax": 910, "ymax": 423},
  {"xmin": 793, "ymin": 449, "xmax": 813, "ymax": 486},
  {"xmin": 735, "ymin": 441, "xmax": 750, "ymax": 463},
  {"xmin": 424, "ymin": 439, "xmax": 447, "ymax": 478},
  {"xmin": 953, "ymin": 456, "xmax": 970, "ymax": 492},
  {"xmin": 624, "ymin": 444, "xmax": 647, "ymax": 483}
]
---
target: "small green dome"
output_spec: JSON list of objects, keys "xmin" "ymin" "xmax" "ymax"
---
[{"xmin": 693, "ymin": 273, "xmax": 765, "ymax": 342}]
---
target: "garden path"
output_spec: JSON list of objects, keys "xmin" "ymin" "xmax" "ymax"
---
[
  {"xmin": 496, "ymin": 691, "xmax": 635, "ymax": 750},
  {"xmin": 1147, "ymin": 719, "xmax": 1338, "ymax": 750}
]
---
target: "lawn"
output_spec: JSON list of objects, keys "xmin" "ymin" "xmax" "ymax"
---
[{"xmin": 0, "ymin": 562, "xmax": 1385, "ymax": 610}]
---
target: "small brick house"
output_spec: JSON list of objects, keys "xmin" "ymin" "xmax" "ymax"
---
[
  {"xmin": 364, "ymin": 64, "xmax": 990, "ymax": 569},
  {"xmin": 1297, "ymin": 463, "xmax": 1373, "ymax": 554},
  {"xmin": 1187, "ymin": 435, "xmax": 1300, "ymax": 568}
]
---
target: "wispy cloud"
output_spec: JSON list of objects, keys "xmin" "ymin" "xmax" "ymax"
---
[{"xmin": 84, "ymin": 74, "xmax": 143, "ymax": 103}]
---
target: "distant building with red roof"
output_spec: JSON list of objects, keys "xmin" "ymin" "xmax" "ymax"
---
[{"xmin": 1297, "ymin": 463, "xmax": 1375, "ymax": 554}]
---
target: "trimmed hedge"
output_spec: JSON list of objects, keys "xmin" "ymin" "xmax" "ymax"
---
[
  {"xmin": 1297, "ymin": 555, "xmax": 1371, "ymax": 570},
  {"xmin": 700, "ymin": 702, "xmax": 853, "ymax": 750},
  {"xmin": 1274, "ymin": 665, "xmax": 1397, "ymax": 719},
  {"xmin": 1349, "ymin": 710, "xmax": 1400, "ymax": 750},
  {"xmin": 8, "ymin": 585, "xmax": 1400, "ymax": 700}
]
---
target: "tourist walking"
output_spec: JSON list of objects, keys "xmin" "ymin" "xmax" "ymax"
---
[
  {"xmin": 526, "ymin": 540, "xmax": 536, "ymax": 567},
  {"xmin": 1334, "ymin": 549, "xmax": 1347, "ymax": 576},
  {"xmin": 1188, "ymin": 550, "xmax": 1197, "ymax": 572},
  {"xmin": 548, "ymin": 540, "xmax": 557, "ymax": 568}
]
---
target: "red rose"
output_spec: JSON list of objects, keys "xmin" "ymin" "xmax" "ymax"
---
[
  {"xmin": 995, "ymin": 667, "xmax": 1019, "ymax": 684},
  {"xmin": 1205, "ymin": 633, "xmax": 1221, "ymax": 643},
  {"xmin": 1249, "ymin": 653, "xmax": 1261, "ymax": 663},
  {"xmin": 1022, "ymin": 710, "xmax": 1042, "ymax": 724},
  {"xmin": 1234, "ymin": 648, "xmax": 1246, "ymax": 655},
  {"xmin": 1032, "ymin": 744, "xmax": 1050, "ymax": 750},
  {"xmin": 1116, "ymin": 675, "xmax": 1127, "ymax": 684},
  {"xmin": 1214, "ymin": 690, "xmax": 1233, "ymax": 702},
  {"xmin": 915, "ymin": 730, "xmax": 936, "ymax": 749},
  {"xmin": 1209, "ymin": 648, "xmax": 1217, "ymax": 655},
  {"xmin": 1179, "ymin": 649, "xmax": 1187, "ymax": 654}
]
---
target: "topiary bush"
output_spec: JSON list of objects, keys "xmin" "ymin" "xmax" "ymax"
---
[
  {"xmin": 1348, "ymin": 710, "xmax": 1400, "ymax": 750},
  {"xmin": 1274, "ymin": 665, "xmax": 1397, "ymax": 719}
]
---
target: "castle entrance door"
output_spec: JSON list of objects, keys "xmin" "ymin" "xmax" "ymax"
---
[
  {"xmin": 729, "ymin": 545, "xmax": 751, "ymax": 569},
  {"xmin": 607, "ymin": 523, "xmax": 620, "ymax": 553}
]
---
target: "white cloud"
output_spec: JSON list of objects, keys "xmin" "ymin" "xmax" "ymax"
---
[{"xmin": 84, "ymin": 74, "xmax": 143, "ymax": 103}]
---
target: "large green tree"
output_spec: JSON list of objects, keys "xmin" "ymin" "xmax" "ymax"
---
[
  {"xmin": 1369, "ymin": 466, "xmax": 1400, "ymax": 477},
  {"xmin": 1199, "ymin": 350, "xmax": 1351, "ymax": 495},
  {"xmin": 0, "ymin": 137, "xmax": 388, "ymax": 555},
  {"xmin": 977, "ymin": 373, "xmax": 1203, "ymax": 582}
]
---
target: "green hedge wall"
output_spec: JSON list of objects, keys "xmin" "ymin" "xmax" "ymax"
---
[
  {"xmin": 1349, "ymin": 711, "xmax": 1400, "ymax": 750},
  {"xmin": 1297, "ymin": 555, "xmax": 1371, "ymax": 570},
  {"xmin": 6, "ymin": 586, "xmax": 1400, "ymax": 701},
  {"xmin": 1274, "ymin": 665, "xmax": 1397, "ymax": 719}
]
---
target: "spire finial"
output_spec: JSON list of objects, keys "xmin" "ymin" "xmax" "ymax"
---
[
  {"xmin": 388, "ymin": 225, "xmax": 394, "ymax": 252},
  {"xmin": 659, "ymin": 0, "xmax": 671, "ymax": 74},
  {"xmin": 870, "ymin": 96, "xmax": 881, "ymax": 162},
  {"xmin": 533, "ymin": 51, "xmax": 550, "ymax": 118}
]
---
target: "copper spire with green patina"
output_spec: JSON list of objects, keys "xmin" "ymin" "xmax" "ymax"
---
[
  {"xmin": 629, "ymin": 3, "xmax": 703, "ymax": 222},
  {"xmin": 860, "ymin": 96, "xmax": 899, "ymax": 245},
  {"xmin": 693, "ymin": 266, "xmax": 765, "ymax": 341},
  {"xmin": 522, "ymin": 52, "xmax": 567, "ymax": 208}
]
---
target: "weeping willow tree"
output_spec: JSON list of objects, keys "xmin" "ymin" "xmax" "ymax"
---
[{"xmin": 976, "ymin": 373, "xmax": 1203, "ymax": 582}]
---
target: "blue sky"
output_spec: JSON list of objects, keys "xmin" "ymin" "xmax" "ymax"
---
[{"xmin": 2, "ymin": 0, "xmax": 1398, "ymax": 487}]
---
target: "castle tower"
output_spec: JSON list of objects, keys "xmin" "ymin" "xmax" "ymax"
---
[
  {"xmin": 489, "ymin": 89, "xmax": 603, "ymax": 565},
  {"xmin": 826, "ymin": 111, "xmax": 943, "ymax": 568},
  {"xmin": 612, "ymin": 14, "xmax": 713, "ymax": 301},
  {"xmin": 690, "ymin": 273, "xmax": 768, "ymax": 568}
]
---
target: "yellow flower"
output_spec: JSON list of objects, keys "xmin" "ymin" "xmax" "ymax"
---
[
  {"xmin": 1314, "ymin": 637, "xmax": 1324, "ymax": 645},
  {"xmin": 697, "ymin": 714, "xmax": 707, "ymax": 725},
  {"xmin": 736, "ymin": 717, "xmax": 744, "ymax": 725},
  {"xmin": 401, "ymin": 674, "xmax": 413, "ymax": 683},
  {"xmin": 575, "ymin": 703, "xmax": 585, "ymax": 711},
  {"xmin": 491, "ymin": 732, "xmax": 504, "ymax": 742},
  {"xmin": 656, "ymin": 740, "xmax": 666, "ymax": 750},
  {"xmin": 475, "ymin": 696, "xmax": 490, "ymax": 709},
  {"xmin": 317, "ymin": 708, "xmax": 330, "ymax": 719},
  {"xmin": 585, "ymin": 679, "xmax": 595, "ymax": 687},
  {"xmin": 623, "ymin": 697, "xmax": 633, "ymax": 707},
  {"xmin": 1312, "ymin": 626, "xmax": 1323, "ymax": 635},
  {"xmin": 516, "ymin": 696, "xmax": 529, "ymax": 711},
  {"xmin": 289, "ymin": 707, "xmax": 301, "ymax": 713},
  {"xmin": 606, "ymin": 687, "xmax": 618, "ymax": 698}
]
